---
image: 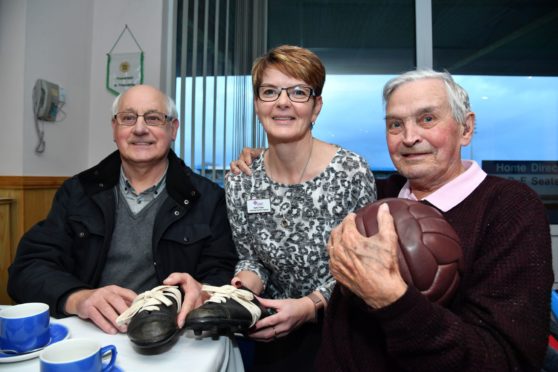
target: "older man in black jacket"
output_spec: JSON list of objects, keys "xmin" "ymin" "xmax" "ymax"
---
[{"xmin": 8, "ymin": 85, "xmax": 237, "ymax": 336}]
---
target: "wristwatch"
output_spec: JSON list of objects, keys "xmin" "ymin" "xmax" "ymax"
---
[{"xmin": 307, "ymin": 292, "xmax": 325, "ymax": 323}]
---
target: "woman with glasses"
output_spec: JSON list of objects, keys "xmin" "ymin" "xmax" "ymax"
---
[{"xmin": 224, "ymin": 45, "xmax": 377, "ymax": 371}]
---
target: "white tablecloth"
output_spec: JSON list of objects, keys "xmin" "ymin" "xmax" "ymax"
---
[{"xmin": 0, "ymin": 306, "xmax": 244, "ymax": 372}]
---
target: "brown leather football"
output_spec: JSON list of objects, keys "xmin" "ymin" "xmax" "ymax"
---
[{"xmin": 354, "ymin": 198, "xmax": 463, "ymax": 305}]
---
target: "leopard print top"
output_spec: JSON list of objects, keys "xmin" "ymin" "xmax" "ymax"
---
[{"xmin": 225, "ymin": 147, "xmax": 377, "ymax": 301}]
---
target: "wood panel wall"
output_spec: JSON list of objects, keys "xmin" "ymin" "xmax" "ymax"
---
[{"xmin": 0, "ymin": 176, "xmax": 67, "ymax": 305}]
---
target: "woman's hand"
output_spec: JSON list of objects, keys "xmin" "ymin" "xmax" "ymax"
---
[
  {"xmin": 229, "ymin": 147, "xmax": 263, "ymax": 175},
  {"xmin": 246, "ymin": 297, "xmax": 315, "ymax": 342},
  {"xmin": 231, "ymin": 271, "xmax": 264, "ymax": 295}
]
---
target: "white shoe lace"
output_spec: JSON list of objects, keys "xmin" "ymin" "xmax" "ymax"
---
[
  {"xmin": 116, "ymin": 285, "xmax": 182, "ymax": 326},
  {"xmin": 201, "ymin": 285, "xmax": 262, "ymax": 327}
]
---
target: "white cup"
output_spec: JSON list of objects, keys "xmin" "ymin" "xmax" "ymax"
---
[
  {"xmin": 0, "ymin": 303, "xmax": 50, "ymax": 354},
  {"xmin": 40, "ymin": 338, "xmax": 117, "ymax": 372}
]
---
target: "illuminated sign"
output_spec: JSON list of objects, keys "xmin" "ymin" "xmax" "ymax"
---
[{"xmin": 482, "ymin": 161, "xmax": 558, "ymax": 201}]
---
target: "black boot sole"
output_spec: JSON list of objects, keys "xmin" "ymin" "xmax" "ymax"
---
[{"xmin": 185, "ymin": 318, "xmax": 252, "ymax": 336}]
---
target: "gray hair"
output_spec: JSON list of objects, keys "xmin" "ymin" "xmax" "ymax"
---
[
  {"xmin": 111, "ymin": 88, "xmax": 178, "ymax": 119},
  {"xmin": 383, "ymin": 69, "xmax": 471, "ymax": 126}
]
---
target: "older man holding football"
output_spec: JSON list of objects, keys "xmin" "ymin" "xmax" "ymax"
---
[{"xmin": 231, "ymin": 68, "xmax": 553, "ymax": 372}]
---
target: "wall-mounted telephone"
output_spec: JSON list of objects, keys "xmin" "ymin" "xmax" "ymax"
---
[
  {"xmin": 32, "ymin": 79, "xmax": 66, "ymax": 153},
  {"xmin": 33, "ymin": 79, "xmax": 64, "ymax": 121}
]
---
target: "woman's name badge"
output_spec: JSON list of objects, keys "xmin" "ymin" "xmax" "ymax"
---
[{"xmin": 247, "ymin": 198, "xmax": 271, "ymax": 213}]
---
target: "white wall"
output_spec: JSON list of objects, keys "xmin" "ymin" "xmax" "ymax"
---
[
  {"xmin": 0, "ymin": 0, "xmax": 165, "ymax": 176},
  {"xmin": 22, "ymin": 0, "xmax": 93, "ymax": 176},
  {"xmin": 0, "ymin": 0, "xmax": 26, "ymax": 175},
  {"xmin": 87, "ymin": 0, "xmax": 165, "ymax": 166}
]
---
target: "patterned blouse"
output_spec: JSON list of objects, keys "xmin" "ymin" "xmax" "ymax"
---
[{"xmin": 225, "ymin": 147, "xmax": 377, "ymax": 301}]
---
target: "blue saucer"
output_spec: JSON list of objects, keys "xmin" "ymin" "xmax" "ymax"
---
[{"xmin": 0, "ymin": 323, "xmax": 70, "ymax": 363}]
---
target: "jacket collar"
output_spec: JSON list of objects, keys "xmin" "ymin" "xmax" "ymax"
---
[{"xmin": 77, "ymin": 149, "xmax": 200, "ymax": 206}]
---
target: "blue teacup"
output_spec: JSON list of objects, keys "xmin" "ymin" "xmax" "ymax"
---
[
  {"xmin": 40, "ymin": 338, "xmax": 117, "ymax": 372},
  {"xmin": 0, "ymin": 302, "xmax": 50, "ymax": 354}
]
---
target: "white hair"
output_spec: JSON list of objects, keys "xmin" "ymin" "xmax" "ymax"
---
[
  {"xmin": 383, "ymin": 69, "xmax": 472, "ymax": 126},
  {"xmin": 111, "ymin": 87, "xmax": 178, "ymax": 118}
]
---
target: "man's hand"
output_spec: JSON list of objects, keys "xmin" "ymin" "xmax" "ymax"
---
[
  {"xmin": 229, "ymin": 147, "xmax": 263, "ymax": 175},
  {"xmin": 328, "ymin": 204, "xmax": 408, "ymax": 309},
  {"xmin": 246, "ymin": 297, "xmax": 315, "ymax": 342},
  {"xmin": 164, "ymin": 273, "xmax": 206, "ymax": 328},
  {"xmin": 64, "ymin": 285, "xmax": 137, "ymax": 334}
]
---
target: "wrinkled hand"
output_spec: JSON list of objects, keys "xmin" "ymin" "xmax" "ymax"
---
[
  {"xmin": 164, "ymin": 273, "xmax": 207, "ymax": 328},
  {"xmin": 65, "ymin": 285, "xmax": 137, "ymax": 334},
  {"xmin": 328, "ymin": 204, "xmax": 408, "ymax": 309},
  {"xmin": 246, "ymin": 297, "xmax": 314, "ymax": 342},
  {"xmin": 229, "ymin": 147, "xmax": 263, "ymax": 176}
]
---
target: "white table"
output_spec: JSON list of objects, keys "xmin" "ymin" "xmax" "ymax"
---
[{"xmin": 0, "ymin": 306, "xmax": 244, "ymax": 372}]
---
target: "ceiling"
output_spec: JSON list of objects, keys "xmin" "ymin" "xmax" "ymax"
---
[{"xmin": 267, "ymin": 0, "xmax": 558, "ymax": 76}]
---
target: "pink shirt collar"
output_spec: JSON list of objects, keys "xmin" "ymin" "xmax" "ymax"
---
[{"xmin": 398, "ymin": 160, "xmax": 487, "ymax": 212}]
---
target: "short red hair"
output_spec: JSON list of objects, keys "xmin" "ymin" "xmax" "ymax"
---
[{"xmin": 251, "ymin": 45, "xmax": 326, "ymax": 97}]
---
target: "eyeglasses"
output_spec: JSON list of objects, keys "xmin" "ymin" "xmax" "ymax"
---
[
  {"xmin": 257, "ymin": 85, "xmax": 316, "ymax": 103},
  {"xmin": 114, "ymin": 111, "xmax": 172, "ymax": 127}
]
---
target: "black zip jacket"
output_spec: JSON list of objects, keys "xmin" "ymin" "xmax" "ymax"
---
[{"xmin": 8, "ymin": 150, "xmax": 238, "ymax": 317}]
